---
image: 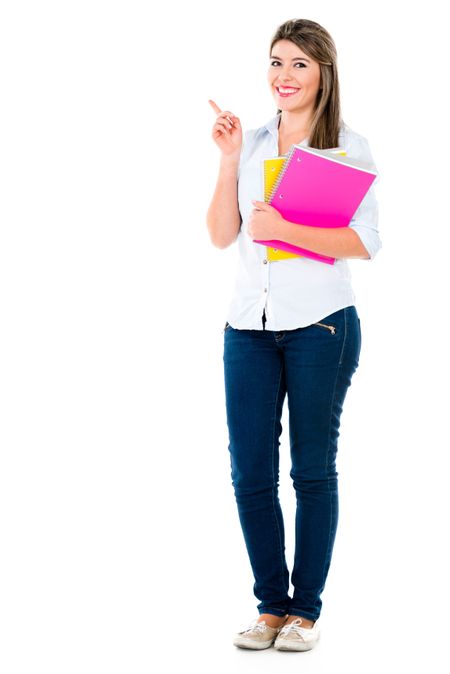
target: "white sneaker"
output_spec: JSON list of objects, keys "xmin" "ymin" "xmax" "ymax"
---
[
  {"xmin": 273, "ymin": 617, "xmax": 320, "ymax": 651},
  {"xmin": 233, "ymin": 619, "xmax": 283, "ymax": 650}
]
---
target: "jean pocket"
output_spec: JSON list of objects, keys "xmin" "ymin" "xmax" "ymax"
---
[{"xmin": 311, "ymin": 321, "xmax": 337, "ymax": 335}]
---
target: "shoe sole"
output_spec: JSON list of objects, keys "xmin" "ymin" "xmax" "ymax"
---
[
  {"xmin": 233, "ymin": 637, "xmax": 276, "ymax": 650},
  {"xmin": 274, "ymin": 633, "xmax": 320, "ymax": 651}
]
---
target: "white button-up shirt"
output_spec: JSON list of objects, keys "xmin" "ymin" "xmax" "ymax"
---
[{"xmin": 225, "ymin": 111, "xmax": 381, "ymax": 331}]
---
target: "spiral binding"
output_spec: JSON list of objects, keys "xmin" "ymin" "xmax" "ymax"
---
[{"xmin": 266, "ymin": 144, "xmax": 300, "ymax": 205}]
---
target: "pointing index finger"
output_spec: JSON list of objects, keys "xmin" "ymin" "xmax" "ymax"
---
[{"xmin": 208, "ymin": 99, "xmax": 222, "ymax": 114}]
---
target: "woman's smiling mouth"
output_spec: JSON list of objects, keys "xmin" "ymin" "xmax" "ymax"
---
[{"xmin": 275, "ymin": 86, "xmax": 301, "ymax": 97}]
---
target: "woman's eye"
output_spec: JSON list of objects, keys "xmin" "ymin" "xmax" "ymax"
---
[{"xmin": 270, "ymin": 60, "xmax": 305, "ymax": 68}]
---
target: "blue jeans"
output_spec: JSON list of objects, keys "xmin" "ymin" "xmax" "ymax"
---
[{"xmin": 223, "ymin": 305, "xmax": 361, "ymax": 621}]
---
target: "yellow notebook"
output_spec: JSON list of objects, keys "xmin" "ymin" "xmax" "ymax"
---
[{"xmin": 263, "ymin": 148, "xmax": 347, "ymax": 262}]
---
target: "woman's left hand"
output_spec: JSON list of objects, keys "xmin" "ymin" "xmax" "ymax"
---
[{"xmin": 247, "ymin": 200, "xmax": 286, "ymax": 240}]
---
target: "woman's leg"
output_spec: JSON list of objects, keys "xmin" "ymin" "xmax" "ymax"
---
[
  {"xmin": 282, "ymin": 305, "xmax": 362, "ymax": 622},
  {"xmin": 223, "ymin": 325, "xmax": 290, "ymax": 617}
]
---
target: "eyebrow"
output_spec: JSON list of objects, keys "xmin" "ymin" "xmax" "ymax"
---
[{"xmin": 270, "ymin": 55, "xmax": 310, "ymax": 63}]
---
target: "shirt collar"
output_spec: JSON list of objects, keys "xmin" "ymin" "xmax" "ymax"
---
[{"xmin": 263, "ymin": 111, "xmax": 282, "ymax": 135}]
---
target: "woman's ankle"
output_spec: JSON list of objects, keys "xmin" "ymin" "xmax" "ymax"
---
[
  {"xmin": 257, "ymin": 613, "xmax": 288, "ymax": 628},
  {"xmin": 285, "ymin": 614, "xmax": 315, "ymax": 628}
]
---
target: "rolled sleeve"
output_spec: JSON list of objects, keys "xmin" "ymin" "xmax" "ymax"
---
[{"xmin": 347, "ymin": 136, "xmax": 382, "ymax": 261}]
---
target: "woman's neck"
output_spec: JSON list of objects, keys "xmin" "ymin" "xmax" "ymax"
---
[{"xmin": 278, "ymin": 111, "xmax": 311, "ymax": 138}]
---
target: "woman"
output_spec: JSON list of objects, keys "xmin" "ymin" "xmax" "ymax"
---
[{"xmin": 207, "ymin": 18, "xmax": 381, "ymax": 652}]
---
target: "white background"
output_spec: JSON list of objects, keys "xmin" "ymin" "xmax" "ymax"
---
[{"xmin": 1, "ymin": 1, "xmax": 449, "ymax": 672}]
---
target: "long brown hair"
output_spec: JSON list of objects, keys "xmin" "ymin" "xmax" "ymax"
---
[{"xmin": 269, "ymin": 19, "xmax": 343, "ymax": 149}]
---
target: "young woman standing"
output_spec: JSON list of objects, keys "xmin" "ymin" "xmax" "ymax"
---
[{"xmin": 207, "ymin": 18, "xmax": 381, "ymax": 652}]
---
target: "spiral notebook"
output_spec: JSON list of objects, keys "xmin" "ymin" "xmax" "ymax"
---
[
  {"xmin": 263, "ymin": 148, "xmax": 347, "ymax": 262},
  {"xmin": 256, "ymin": 145, "xmax": 378, "ymax": 265}
]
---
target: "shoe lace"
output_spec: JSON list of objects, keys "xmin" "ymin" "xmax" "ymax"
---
[
  {"xmin": 242, "ymin": 619, "xmax": 268, "ymax": 634},
  {"xmin": 279, "ymin": 618, "xmax": 311, "ymax": 638}
]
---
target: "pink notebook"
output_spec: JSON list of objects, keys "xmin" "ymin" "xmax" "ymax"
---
[{"xmin": 254, "ymin": 145, "xmax": 378, "ymax": 264}]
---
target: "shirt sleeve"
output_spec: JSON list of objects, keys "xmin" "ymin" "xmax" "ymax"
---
[
  {"xmin": 346, "ymin": 135, "xmax": 382, "ymax": 261},
  {"xmin": 237, "ymin": 129, "xmax": 253, "ymax": 228},
  {"xmin": 237, "ymin": 128, "xmax": 251, "ymax": 182}
]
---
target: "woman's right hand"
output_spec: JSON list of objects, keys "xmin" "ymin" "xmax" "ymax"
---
[{"xmin": 208, "ymin": 99, "xmax": 242, "ymax": 159}]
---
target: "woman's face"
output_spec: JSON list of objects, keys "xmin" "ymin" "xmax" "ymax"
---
[{"xmin": 268, "ymin": 39, "xmax": 322, "ymax": 115}]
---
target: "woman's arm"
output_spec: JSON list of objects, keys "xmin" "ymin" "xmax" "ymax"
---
[
  {"xmin": 276, "ymin": 220, "xmax": 370, "ymax": 259},
  {"xmin": 206, "ymin": 154, "xmax": 242, "ymax": 249}
]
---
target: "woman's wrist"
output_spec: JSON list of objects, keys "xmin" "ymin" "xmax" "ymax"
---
[{"xmin": 220, "ymin": 152, "xmax": 240, "ymax": 171}]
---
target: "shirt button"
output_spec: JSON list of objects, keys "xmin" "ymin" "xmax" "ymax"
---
[
  {"xmin": 264, "ymin": 288, "xmax": 267, "ymax": 292},
  {"xmin": 263, "ymin": 259, "xmax": 267, "ymax": 264}
]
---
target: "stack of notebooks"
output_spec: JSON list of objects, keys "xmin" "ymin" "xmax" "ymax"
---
[{"xmin": 256, "ymin": 144, "xmax": 378, "ymax": 265}]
